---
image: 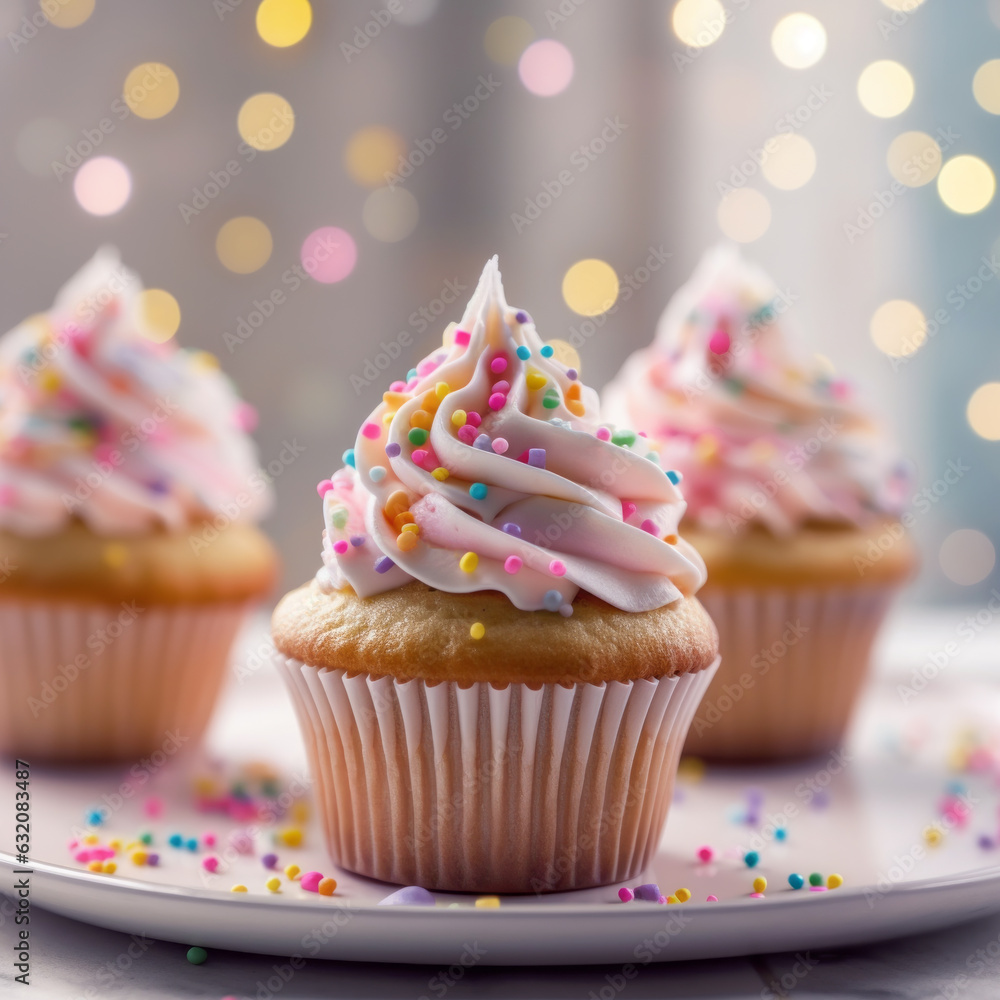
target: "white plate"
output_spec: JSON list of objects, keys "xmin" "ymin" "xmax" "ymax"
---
[{"xmin": 4, "ymin": 620, "xmax": 1000, "ymax": 966}]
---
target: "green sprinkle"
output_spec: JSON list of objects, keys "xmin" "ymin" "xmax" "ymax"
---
[
  {"xmin": 542, "ymin": 393, "xmax": 560, "ymax": 410},
  {"xmin": 186, "ymin": 947, "xmax": 208, "ymax": 965},
  {"xmin": 723, "ymin": 378, "xmax": 744, "ymax": 395},
  {"xmin": 611, "ymin": 429, "xmax": 637, "ymax": 448},
  {"xmin": 139, "ymin": 832, "xmax": 153, "ymax": 845},
  {"xmin": 408, "ymin": 428, "xmax": 429, "ymax": 446},
  {"xmin": 808, "ymin": 872, "xmax": 823, "ymax": 887}
]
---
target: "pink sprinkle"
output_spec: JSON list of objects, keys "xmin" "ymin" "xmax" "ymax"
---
[
  {"xmin": 466, "ymin": 411, "xmax": 482, "ymax": 427},
  {"xmin": 454, "ymin": 329, "xmax": 471, "ymax": 347},
  {"xmin": 621, "ymin": 501, "xmax": 637, "ymax": 522},
  {"xmin": 638, "ymin": 430, "xmax": 647, "ymax": 437},
  {"xmin": 488, "ymin": 393, "xmax": 506, "ymax": 411},
  {"xmin": 316, "ymin": 479, "xmax": 334, "ymax": 498},
  {"xmin": 492, "ymin": 438, "xmax": 509, "ymax": 454},
  {"xmin": 596, "ymin": 427, "xmax": 611, "ymax": 441},
  {"xmin": 809, "ymin": 886, "xmax": 828, "ymax": 892},
  {"xmin": 235, "ymin": 402, "xmax": 258, "ymax": 431},
  {"xmin": 640, "ymin": 518, "xmax": 659, "ymax": 535},
  {"xmin": 618, "ymin": 887, "xmax": 634, "ymax": 903},
  {"xmin": 143, "ymin": 797, "xmax": 164, "ymax": 818},
  {"xmin": 457, "ymin": 425, "xmax": 477, "ymax": 444},
  {"xmin": 697, "ymin": 846, "xmax": 714, "ymax": 863},
  {"xmin": 204, "ymin": 833, "xmax": 217, "ymax": 847},
  {"xmin": 549, "ymin": 559, "xmax": 566, "ymax": 576},
  {"xmin": 202, "ymin": 857, "xmax": 219, "ymax": 873},
  {"xmin": 68, "ymin": 839, "xmax": 79, "ymax": 850},
  {"xmin": 706, "ymin": 895, "xmax": 718, "ymax": 902},
  {"xmin": 0, "ymin": 485, "xmax": 17, "ymax": 506},
  {"xmin": 504, "ymin": 555, "xmax": 522, "ymax": 574},
  {"xmin": 831, "ymin": 379, "xmax": 851, "ymax": 399},
  {"xmin": 658, "ymin": 896, "xmax": 668, "ymax": 905},
  {"xmin": 416, "ymin": 357, "xmax": 439, "ymax": 377},
  {"xmin": 229, "ymin": 831, "xmax": 254, "ymax": 855},
  {"xmin": 361, "ymin": 422, "xmax": 381, "ymax": 440},
  {"xmin": 300, "ymin": 871, "xmax": 324, "ymax": 893},
  {"xmin": 412, "ymin": 449, "xmax": 428, "ymax": 464},
  {"xmin": 708, "ymin": 329, "xmax": 731, "ymax": 354},
  {"xmin": 490, "ymin": 356, "xmax": 508, "ymax": 374},
  {"xmin": 492, "ymin": 380, "xmax": 510, "ymax": 394},
  {"xmin": 750, "ymin": 892, "xmax": 764, "ymax": 898},
  {"xmin": 389, "ymin": 380, "xmax": 407, "ymax": 392},
  {"xmin": 333, "ymin": 540, "xmax": 349, "ymax": 554}
]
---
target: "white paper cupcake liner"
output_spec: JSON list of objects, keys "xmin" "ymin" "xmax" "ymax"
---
[
  {"xmin": 274, "ymin": 654, "xmax": 719, "ymax": 893},
  {"xmin": 0, "ymin": 598, "xmax": 250, "ymax": 763},
  {"xmin": 685, "ymin": 585, "xmax": 896, "ymax": 761}
]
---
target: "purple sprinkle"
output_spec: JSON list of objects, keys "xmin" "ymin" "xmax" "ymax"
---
[
  {"xmin": 350, "ymin": 535, "xmax": 365, "ymax": 547},
  {"xmin": 374, "ymin": 556, "xmax": 395, "ymax": 574},
  {"xmin": 566, "ymin": 368, "xmax": 578, "ymax": 380},
  {"xmin": 385, "ymin": 442, "xmax": 402, "ymax": 458},
  {"xmin": 746, "ymin": 811, "xmax": 760, "ymax": 826},
  {"xmin": 262, "ymin": 853, "xmax": 278, "ymax": 869},
  {"xmin": 746, "ymin": 787, "xmax": 764, "ymax": 807},
  {"xmin": 501, "ymin": 523, "xmax": 521, "ymax": 537},
  {"xmin": 515, "ymin": 311, "xmax": 528, "ymax": 324},
  {"xmin": 528, "ymin": 448, "xmax": 546, "ymax": 468},
  {"xmin": 148, "ymin": 479, "xmax": 169, "ymax": 494},
  {"xmin": 640, "ymin": 518, "xmax": 659, "ymax": 535},
  {"xmin": 633, "ymin": 883, "xmax": 660, "ymax": 902},
  {"xmin": 378, "ymin": 885, "xmax": 435, "ymax": 906},
  {"xmin": 811, "ymin": 790, "xmax": 830, "ymax": 809},
  {"xmin": 978, "ymin": 835, "xmax": 995, "ymax": 850},
  {"xmin": 147, "ymin": 853, "xmax": 159, "ymax": 866},
  {"xmin": 474, "ymin": 433, "xmax": 492, "ymax": 451}
]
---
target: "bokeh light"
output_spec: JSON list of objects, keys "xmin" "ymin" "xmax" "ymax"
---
[
  {"xmin": 484, "ymin": 16, "xmax": 533, "ymax": 66},
  {"xmin": 967, "ymin": 382, "xmax": 1000, "ymax": 441},
  {"xmin": 547, "ymin": 339, "xmax": 582, "ymax": 372},
  {"xmin": 138, "ymin": 289, "xmax": 181, "ymax": 343},
  {"xmin": 300, "ymin": 227, "xmax": 357, "ymax": 284},
  {"xmin": 123, "ymin": 63, "xmax": 180, "ymax": 120},
  {"xmin": 394, "ymin": 0, "xmax": 438, "ymax": 25},
  {"xmin": 16, "ymin": 118, "xmax": 72, "ymax": 177},
  {"xmin": 870, "ymin": 300, "xmax": 926, "ymax": 358},
  {"xmin": 518, "ymin": 40, "xmax": 574, "ymax": 97},
  {"xmin": 561, "ymin": 259, "xmax": 620, "ymax": 316},
  {"xmin": 937, "ymin": 155, "xmax": 995, "ymax": 214},
  {"xmin": 761, "ymin": 133, "xmax": 816, "ymax": 190},
  {"xmin": 363, "ymin": 187, "xmax": 419, "ymax": 243},
  {"xmin": 973, "ymin": 60, "xmax": 1000, "ymax": 115},
  {"xmin": 42, "ymin": 0, "xmax": 94, "ymax": 28},
  {"xmin": 216, "ymin": 217, "xmax": 273, "ymax": 274},
  {"xmin": 939, "ymin": 529, "xmax": 995, "ymax": 586},
  {"xmin": 771, "ymin": 13, "xmax": 826, "ymax": 69},
  {"xmin": 671, "ymin": 0, "xmax": 726, "ymax": 49},
  {"xmin": 256, "ymin": 0, "xmax": 312, "ymax": 47},
  {"xmin": 716, "ymin": 188, "xmax": 771, "ymax": 243},
  {"xmin": 886, "ymin": 131, "xmax": 942, "ymax": 187},
  {"xmin": 344, "ymin": 126, "xmax": 405, "ymax": 187},
  {"xmin": 881, "ymin": 0, "xmax": 925, "ymax": 7},
  {"xmin": 858, "ymin": 61, "xmax": 914, "ymax": 118},
  {"xmin": 73, "ymin": 157, "xmax": 131, "ymax": 216},
  {"xmin": 238, "ymin": 93, "xmax": 295, "ymax": 151}
]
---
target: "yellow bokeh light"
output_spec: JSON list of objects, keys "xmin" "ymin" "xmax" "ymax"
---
[
  {"xmin": 869, "ymin": 300, "xmax": 926, "ymax": 358},
  {"xmin": 939, "ymin": 529, "xmax": 995, "ymax": 586},
  {"xmin": 771, "ymin": 13, "xmax": 826, "ymax": 69},
  {"xmin": 123, "ymin": 63, "xmax": 180, "ymax": 120},
  {"xmin": 857, "ymin": 61, "xmax": 914, "ymax": 118},
  {"xmin": 42, "ymin": 0, "xmax": 93, "ymax": 28},
  {"xmin": 237, "ymin": 93, "xmax": 295, "ymax": 152},
  {"xmin": 562, "ymin": 260, "xmax": 620, "ymax": 317},
  {"xmin": 362, "ymin": 187, "xmax": 419, "ymax": 243},
  {"xmin": 973, "ymin": 60, "xmax": 1000, "ymax": 115},
  {"xmin": 881, "ymin": 0, "xmax": 925, "ymax": 8},
  {"xmin": 761, "ymin": 133, "xmax": 816, "ymax": 190},
  {"xmin": 968, "ymin": 382, "xmax": 1000, "ymax": 441},
  {"xmin": 886, "ymin": 131, "xmax": 942, "ymax": 187},
  {"xmin": 671, "ymin": 0, "xmax": 726, "ymax": 49},
  {"xmin": 216, "ymin": 217, "xmax": 273, "ymax": 274},
  {"xmin": 138, "ymin": 289, "xmax": 181, "ymax": 343},
  {"xmin": 937, "ymin": 155, "xmax": 995, "ymax": 214},
  {"xmin": 344, "ymin": 126, "xmax": 405, "ymax": 187},
  {"xmin": 546, "ymin": 339, "xmax": 581, "ymax": 371},
  {"xmin": 256, "ymin": 0, "xmax": 312, "ymax": 46},
  {"xmin": 484, "ymin": 16, "xmax": 534, "ymax": 66},
  {"xmin": 716, "ymin": 188, "xmax": 771, "ymax": 243}
]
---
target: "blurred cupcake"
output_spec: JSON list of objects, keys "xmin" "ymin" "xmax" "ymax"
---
[
  {"xmin": 272, "ymin": 257, "xmax": 718, "ymax": 893},
  {"xmin": 0, "ymin": 249, "xmax": 277, "ymax": 763},
  {"xmin": 604, "ymin": 245, "xmax": 915, "ymax": 761}
]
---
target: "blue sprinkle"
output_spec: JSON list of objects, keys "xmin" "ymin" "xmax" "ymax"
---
[
  {"xmin": 646, "ymin": 451, "xmax": 660, "ymax": 464},
  {"xmin": 540, "ymin": 345, "xmax": 554, "ymax": 358},
  {"xmin": 407, "ymin": 368, "xmax": 418, "ymax": 380},
  {"xmin": 566, "ymin": 368, "xmax": 578, "ymax": 380},
  {"xmin": 85, "ymin": 809, "xmax": 105, "ymax": 826},
  {"xmin": 343, "ymin": 449, "xmax": 356, "ymax": 468},
  {"xmin": 516, "ymin": 345, "xmax": 531, "ymax": 360},
  {"xmin": 168, "ymin": 833, "xmax": 183, "ymax": 848},
  {"xmin": 543, "ymin": 590, "xmax": 562, "ymax": 612},
  {"xmin": 501, "ymin": 523, "xmax": 521, "ymax": 537},
  {"xmin": 666, "ymin": 469, "xmax": 681, "ymax": 485},
  {"xmin": 374, "ymin": 556, "xmax": 395, "ymax": 574},
  {"xmin": 528, "ymin": 448, "xmax": 546, "ymax": 469},
  {"xmin": 470, "ymin": 482, "xmax": 488, "ymax": 500},
  {"xmin": 788, "ymin": 873, "xmax": 805, "ymax": 890},
  {"xmin": 185, "ymin": 838, "xmax": 198, "ymax": 852},
  {"xmin": 515, "ymin": 311, "xmax": 529, "ymax": 324},
  {"xmin": 744, "ymin": 851, "xmax": 760, "ymax": 868},
  {"xmin": 474, "ymin": 434, "xmax": 492, "ymax": 451},
  {"xmin": 350, "ymin": 535, "xmax": 365, "ymax": 547},
  {"xmin": 775, "ymin": 827, "xmax": 788, "ymax": 842},
  {"xmin": 385, "ymin": 442, "xmax": 401, "ymax": 458}
]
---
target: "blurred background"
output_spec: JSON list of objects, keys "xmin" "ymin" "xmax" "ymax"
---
[{"xmin": 0, "ymin": 0, "xmax": 997, "ymax": 605}]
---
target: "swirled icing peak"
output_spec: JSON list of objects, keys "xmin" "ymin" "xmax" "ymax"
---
[
  {"xmin": 319, "ymin": 257, "xmax": 706, "ymax": 613},
  {"xmin": 0, "ymin": 248, "xmax": 272, "ymax": 536},
  {"xmin": 603, "ymin": 244, "xmax": 908, "ymax": 535}
]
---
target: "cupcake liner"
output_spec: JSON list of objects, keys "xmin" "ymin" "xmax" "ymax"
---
[
  {"xmin": 684, "ymin": 585, "xmax": 897, "ymax": 761},
  {"xmin": 274, "ymin": 653, "xmax": 719, "ymax": 893},
  {"xmin": 0, "ymin": 598, "xmax": 250, "ymax": 763}
]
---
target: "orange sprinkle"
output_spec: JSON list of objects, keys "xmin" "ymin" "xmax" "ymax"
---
[
  {"xmin": 393, "ymin": 511, "xmax": 416, "ymax": 530},
  {"xmin": 566, "ymin": 399, "xmax": 585, "ymax": 417},
  {"xmin": 397, "ymin": 531, "xmax": 418, "ymax": 552},
  {"xmin": 410, "ymin": 409, "xmax": 433, "ymax": 431}
]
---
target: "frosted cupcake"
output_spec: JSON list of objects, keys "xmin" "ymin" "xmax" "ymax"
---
[
  {"xmin": 604, "ymin": 245, "xmax": 915, "ymax": 761},
  {"xmin": 272, "ymin": 258, "xmax": 718, "ymax": 893},
  {"xmin": 0, "ymin": 249, "xmax": 277, "ymax": 763}
]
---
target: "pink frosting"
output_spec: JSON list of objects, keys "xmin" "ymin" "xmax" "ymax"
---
[
  {"xmin": 603, "ymin": 245, "xmax": 908, "ymax": 534},
  {"xmin": 318, "ymin": 257, "xmax": 706, "ymax": 613}
]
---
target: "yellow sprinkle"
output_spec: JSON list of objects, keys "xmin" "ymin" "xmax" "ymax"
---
[
  {"xmin": 666, "ymin": 895, "xmax": 678, "ymax": 904},
  {"xmin": 38, "ymin": 370, "xmax": 61, "ymax": 393},
  {"xmin": 435, "ymin": 381, "xmax": 450, "ymax": 400},
  {"xmin": 279, "ymin": 828, "xmax": 303, "ymax": 848},
  {"xmin": 103, "ymin": 861, "xmax": 117, "ymax": 874},
  {"xmin": 459, "ymin": 551, "xmax": 479, "ymax": 573},
  {"xmin": 83, "ymin": 834, "xmax": 99, "ymax": 845},
  {"xmin": 87, "ymin": 860, "xmax": 103, "ymax": 872},
  {"xmin": 231, "ymin": 884, "xmax": 248, "ymax": 893},
  {"xmin": 131, "ymin": 850, "xmax": 148, "ymax": 866},
  {"xmin": 752, "ymin": 877, "xmax": 767, "ymax": 893},
  {"xmin": 400, "ymin": 522, "xmax": 420, "ymax": 535},
  {"xmin": 291, "ymin": 801, "xmax": 310, "ymax": 824},
  {"xmin": 265, "ymin": 876, "xmax": 281, "ymax": 893},
  {"xmin": 924, "ymin": 826, "xmax": 943, "ymax": 847},
  {"xmin": 397, "ymin": 531, "xmax": 419, "ymax": 552},
  {"xmin": 475, "ymin": 895, "xmax": 500, "ymax": 908},
  {"xmin": 470, "ymin": 622, "xmax": 485, "ymax": 640},
  {"xmin": 676, "ymin": 756, "xmax": 706, "ymax": 783},
  {"xmin": 431, "ymin": 467, "xmax": 449, "ymax": 481},
  {"xmin": 826, "ymin": 873, "xmax": 843, "ymax": 889},
  {"xmin": 102, "ymin": 543, "xmax": 129, "ymax": 569},
  {"xmin": 525, "ymin": 371, "xmax": 547, "ymax": 391},
  {"xmin": 382, "ymin": 411, "xmax": 395, "ymax": 426},
  {"xmin": 675, "ymin": 887, "xmax": 692, "ymax": 902},
  {"xmin": 383, "ymin": 391, "xmax": 410, "ymax": 408},
  {"xmin": 318, "ymin": 877, "xmax": 337, "ymax": 896},
  {"xmin": 194, "ymin": 776, "xmax": 217, "ymax": 795},
  {"xmin": 451, "ymin": 409, "xmax": 467, "ymax": 428},
  {"xmin": 284, "ymin": 864, "xmax": 301, "ymax": 880},
  {"xmin": 108, "ymin": 838, "xmax": 122, "ymax": 851},
  {"xmin": 693, "ymin": 433, "xmax": 719, "ymax": 463},
  {"xmin": 566, "ymin": 399, "xmax": 585, "ymax": 417},
  {"xmin": 410, "ymin": 409, "xmax": 433, "ymax": 430}
]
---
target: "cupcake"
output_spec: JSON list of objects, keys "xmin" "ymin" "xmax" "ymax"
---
[
  {"xmin": 604, "ymin": 244, "xmax": 916, "ymax": 761},
  {"xmin": 0, "ymin": 249, "xmax": 277, "ymax": 763},
  {"xmin": 272, "ymin": 257, "xmax": 718, "ymax": 893}
]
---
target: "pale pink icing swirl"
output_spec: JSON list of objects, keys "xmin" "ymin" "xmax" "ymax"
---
[
  {"xmin": 603, "ymin": 245, "xmax": 908, "ymax": 535},
  {"xmin": 319, "ymin": 257, "xmax": 706, "ymax": 613},
  {"xmin": 0, "ymin": 248, "xmax": 272, "ymax": 536}
]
